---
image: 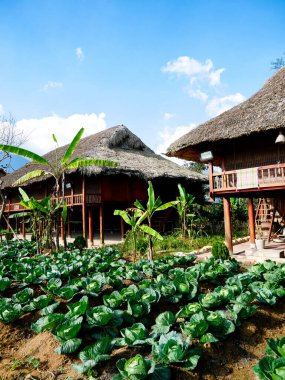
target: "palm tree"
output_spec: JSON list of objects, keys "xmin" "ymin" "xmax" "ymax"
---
[{"xmin": 0, "ymin": 128, "xmax": 118, "ymax": 249}]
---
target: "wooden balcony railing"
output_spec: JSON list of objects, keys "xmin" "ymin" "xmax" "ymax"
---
[
  {"xmin": 4, "ymin": 193, "xmax": 101, "ymax": 213},
  {"xmin": 211, "ymin": 163, "xmax": 285, "ymax": 193}
]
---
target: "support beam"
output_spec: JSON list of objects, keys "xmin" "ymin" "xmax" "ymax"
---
[
  {"xmin": 82, "ymin": 176, "xmax": 86, "ymax": 239},
  {"xmin": 223, "ymin": 197, "xmax": 233, "ymax": 254},
  {"xmin": 88, "ymin": 208, "xmax": 94, "ymax": 244},
  {"xmin": 67, "ymin": 211, "xmax": 71, "ymax": 239},
  {"xmin": 248, "ymin": 198, "xmax": 256, "ymax": 248},
  {"xmin": 120, "ymin": 217, "xmax": 125, "ymax": 240},
  {"xmin": 208, "ymin": 161, "xmax": 215, "ymax": 201},
  {"xmin": 61, "ymin": 216, "xmax": 65, "ymax": 241},
  {"xmin": 99, "ymin": 204, "xmax": 104, "ymax": 245},
  {"xmin": 22, "ymin": 217, "xmax": 26, "ymax": 239}
]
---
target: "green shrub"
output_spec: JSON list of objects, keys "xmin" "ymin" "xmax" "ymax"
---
[
  {"xmin": 211, "ymin": 241, "xmax": 230, "ymax": 260},
  {"xmin": 73, "ymin": 235, "xmax": 87, "ymax": 250}
]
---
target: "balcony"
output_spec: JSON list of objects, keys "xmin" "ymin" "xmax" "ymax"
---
[
  {"xmin": 211, "ymin": 163, "xmax": 285, "ymax": 194},
  {"xmin": 4, "ymin": 193, "xmax": 102, "ymax": 213}
]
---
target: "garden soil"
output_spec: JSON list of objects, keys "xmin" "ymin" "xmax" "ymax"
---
[{"xmin": 0, "ymin": 299, "xmax": 284, "ymax": 380}]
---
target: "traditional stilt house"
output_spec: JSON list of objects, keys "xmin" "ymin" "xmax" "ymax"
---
[
  {"xmin": 167, "ymin": 67, "xmax": 285, "ymax": 256},
  {"xmin": 1, "ymin": 125, "xmax": 206, "ymax": 244}
]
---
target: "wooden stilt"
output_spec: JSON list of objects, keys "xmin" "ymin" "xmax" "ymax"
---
[
  {"xmin": 82, "ymin": 176, "xmax": 86, "ymax": 239},
  {"xmin": 60, "ymin": 216, "xmax": 64, "ymax": 241},
  {"xmin": 67, "ymin": 211, "xmax": 71, "ymax": 238},
  {"xmin": 22, "ymin": 217, "xmax": 26, "ymax": 239},
  {"xmin": 223, "ymin": 197, "xmax": 233, "ymax": 254},
  {"xmin": 120, "ymin": 217, "xmax": 125, "ymax": 240},
  {"xmin": 100, "ymin": 204, "xmax": 104, "ymax": 245},
  {"xmin": 88, "ymin": 208, "xmax": 94, "ymax": 243},
  {"xmin": 248, "ymin": 198, "xmax": 256, "ymax": 247}
]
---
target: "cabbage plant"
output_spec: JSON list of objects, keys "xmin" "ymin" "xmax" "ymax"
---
[
  {"xmin": 152, "ymin": 331, "xmax": 201, "ymax": 370},
  {"xmin": 114, "ymin": 354, "xmax": 171, "ymax": 380}
]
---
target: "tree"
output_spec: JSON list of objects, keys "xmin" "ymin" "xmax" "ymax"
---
[
  {"xmin": 0, "ymin": 114, "xmax": 26, "ymax": 171},
  {"xmin": 0, "ymin": 114, "xmax": 26, "ymax": 228},
  {"xmin": 183, "ymin": 161, "xmax": 207, "ymax": 174},
  {"xmin": 271, "ymin": 54, "xmax": 285, "ymax": 70},
  {"xmin": 0, "ymin": 128, "xmax": 118, "ymax": 249}
]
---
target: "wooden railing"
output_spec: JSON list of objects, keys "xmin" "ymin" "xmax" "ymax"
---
[
  {"xmin": 211, "ymin": 163, "xmax": 285, "ymax": 193},
  {"xmin": 4, "ymin": 193, "xmax": 101, "ymax": 212}
]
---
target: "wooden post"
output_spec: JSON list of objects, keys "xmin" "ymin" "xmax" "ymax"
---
[
  {"xmin": 99, "ymin": 204, "xmax": 104, "ymax": 245},
  {"xmin": 82, "ymin": 176, "xmax": 86, "ymax": 239},
  {"xmin": 7, "ymin": 214, "xmax": 10, "ymax": 232},
  {"xmin": 88, "ymin": 208, "xmax": 94, "ymax": 244},
  {"xmin": 60, "ymin": 216, "xmax": 64, "ymax": 241},
  {"xmin": 208, "ymin": 161, "xmax": 214, "ymax": 201},
  {"xmin": 67, "ymin": 211, "xmax": 71, "ymax": 239},
  {"xmin": 120, "ymin": 217, "xmax": 125, "ymax": 240},
  {"xmin": 22, "ymin": 217, "xmax": 26, "ymax": 239},
  {"xmin": 223, "ymin": 197, "xmax": 233, "ymax": 254},
  {"xmin": 248, "ymin": 198, "xmax": 256, "ymax": 248}
]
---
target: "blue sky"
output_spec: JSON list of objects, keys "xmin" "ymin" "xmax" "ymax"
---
[{"xmin": 0, "ymin": 0, "xmax": 285, "ymax": 168}]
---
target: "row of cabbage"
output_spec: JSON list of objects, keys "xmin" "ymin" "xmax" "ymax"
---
[{"xmin": 0, "ymin": 241, "xmax": 285, "ymax": 378}]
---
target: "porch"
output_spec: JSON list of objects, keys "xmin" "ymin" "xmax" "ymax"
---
[{"xmin": 211, "ymin": 162, "xmax": 285, "ymax": 195}]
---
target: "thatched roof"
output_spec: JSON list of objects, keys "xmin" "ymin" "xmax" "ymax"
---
[
  {"xmin": 167, "ymin": 67, "xmax": 285, "ymax": 160},
  {"xmin": 2, "ymin": 125, "xmax": 206, "ymax": 188}
]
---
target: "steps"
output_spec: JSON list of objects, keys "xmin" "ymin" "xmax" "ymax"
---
[{"xmin": 255, "ymin": 198, "xmax": 282, "ymax": 241}]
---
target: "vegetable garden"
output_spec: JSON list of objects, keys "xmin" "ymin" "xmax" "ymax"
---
[{"xmin": 0, "ymin": 241, "xmax": 285, "ymax": 379}]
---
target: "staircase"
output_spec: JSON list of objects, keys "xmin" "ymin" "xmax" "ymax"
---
[{"xmin": 255, "ymin": 198, "xmax": 283, "ymax": 241}]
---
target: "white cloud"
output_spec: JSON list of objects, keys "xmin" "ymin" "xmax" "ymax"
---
[
  {"xmin": 208, "ymin": 68, "xmax": 225, "ymax": 86},
  {"xmin": 188, "ymin": 89, "xmax": 208, "ymax": 101},
  {"xmin": 163, "ymin": 112, "xmax": 175, "ymax": 121},
  {"xmin": 76, "ymin": 47, "xmax": 84, "ymax": 62},
  {"xmin": 0, "ymin": 104, "xmax": 4, "ymax": 115},
  {"xmin": 206, "ymin": 93, "xmax": 246, "ymax": 117},
  {"xmin": 162, "ymin": 56, "xmax": 225, "ymax": 87},
  {"xmin": 17, "ymin": 112, "xmax": 107, "ymax": 154},
  {"xmin": 43, "ymin": 81, "xmax": 63, "ymax": 91},
  {"xmin": 162, "ymin": 56, "xmax": 213, "ymax": 77},
  {"xmin": 156, "ymin": 124, "xmax": 196, "ymax": 164}
]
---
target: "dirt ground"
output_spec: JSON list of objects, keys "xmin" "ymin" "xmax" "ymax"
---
[{"xmin": 0, "ymin": 298, "xmax": 284, "ymax": 380}]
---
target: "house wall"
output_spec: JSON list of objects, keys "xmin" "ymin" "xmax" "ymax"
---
[{"xmin": 211, "ymin": 130, "xmax": 285, "ymax": 170}]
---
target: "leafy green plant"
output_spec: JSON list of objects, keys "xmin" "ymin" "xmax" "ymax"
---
[
  {"xmin": 211, "ymin": 241, "xmax": 230, "ymax": 260},
  {"xmin": 152, "ymin": 331, "xmax": 202, "ymax": 370},
  {"xmin": 113, "ymin": 323, "xmax": 153, "ymax": 347},
  {"xmin": 72, "ymin": 336, "xmax": 113, "ymax": 374},
  {"xmin": 254, "ymin": 356, "xmax": 285, "ymax": 380},
  {"xmin": 73, "ymin": 235, "xmax": 87, "ymax": 251},
  {"xmin": 134, "ymin": 181, "xmax": 176, "ymax": 260},
  {"xmin": 113, "ymin": 355, "xmax": 171, "ymax": 380}
]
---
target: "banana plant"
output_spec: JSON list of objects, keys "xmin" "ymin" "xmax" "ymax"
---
[
  {"xmin": 134, "ymin": 181, "xmax": 177, "ymax": 260},
  {"xmin": 9, "ymin": 187, "xmax": 64, "ymax": 253},
  {"xmin": 114, "ymin": 208, "xmax": 145, "ymax": 261},
  {"xmin": 0, "ymin": 128, "xmax": 118, "ymax": 249},
  {"xmin": 175, "ymin": 183, "xmax": 196, "ymax": 239}
]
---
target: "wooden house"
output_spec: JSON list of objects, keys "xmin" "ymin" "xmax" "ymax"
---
[
  {"xmin": 1, "ymin": 125, "xmax": 206, "ymax": 244},
  {"xmin": 167, "ymin": 67, "xmax": 285, "ymax": 254}
]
